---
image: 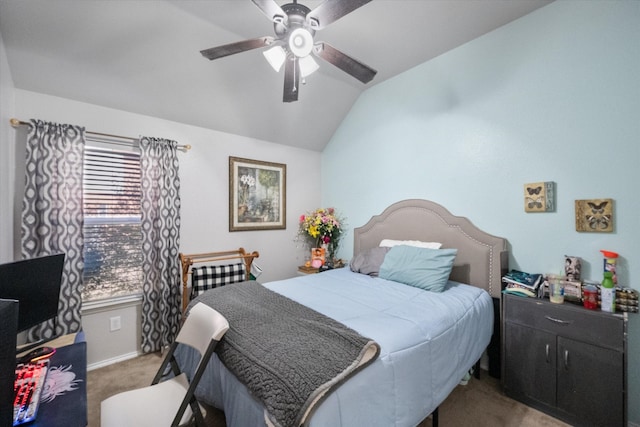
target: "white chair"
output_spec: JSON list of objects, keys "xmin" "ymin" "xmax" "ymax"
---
[{"xmin": 101, "ymin": 303, "xmax": 229, "ymax": 427}]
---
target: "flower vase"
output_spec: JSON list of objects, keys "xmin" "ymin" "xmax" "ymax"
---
[{"xmin": 320, "ymin": 242, "xmax": 332, "ymax": 266}]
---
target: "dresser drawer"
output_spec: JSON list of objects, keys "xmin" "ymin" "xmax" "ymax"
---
[{"xmin": 504, "ymin": 295, "xmax": 624, "ymax": 351}]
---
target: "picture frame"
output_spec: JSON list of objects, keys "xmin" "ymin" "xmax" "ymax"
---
[
  {"xmin": 311, "ymin": 247, "xmax": 326, "ymax": 268},
  {"xmin": 524, "ymin": 181, "xmax": 555, "ymax": 212},
  {"xmin": 575, "ymin": 198, "xmax": 613, "ymax": 232},
  {"xmin": 229, "ymin": 156, "xmax": 286, "ymax": 231}
]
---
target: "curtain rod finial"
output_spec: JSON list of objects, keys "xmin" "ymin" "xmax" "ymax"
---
[
  {"xmin": 183, "ymin": 144, "xmax": 192, "ymax": 151},
  {"xmin": 10, "ymin": 118, "xmax": 22, "ymax": 128}
]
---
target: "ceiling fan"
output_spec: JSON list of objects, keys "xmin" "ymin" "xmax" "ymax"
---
[{"xmin": 200, "ymin": 0, "xmax": 377, "ymax": 102}]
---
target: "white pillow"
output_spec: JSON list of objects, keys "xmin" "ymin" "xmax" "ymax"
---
[{"xmin": 379, "ymin": 239, "xmax": 442, "ymax": 249}]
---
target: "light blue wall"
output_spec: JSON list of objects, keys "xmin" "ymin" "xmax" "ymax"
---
[{"xmin": 323, "ymin": 0, "xmax": 640, "ymax": 423}]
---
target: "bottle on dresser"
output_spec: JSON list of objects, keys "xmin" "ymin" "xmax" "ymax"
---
[{"xmin": 600, "ymin": 271, "xmax": 615, "ymax": 313}]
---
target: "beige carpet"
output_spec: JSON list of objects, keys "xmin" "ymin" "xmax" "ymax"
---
[{"xmin": 88, "ymin": 354, "xmax": 570, "ymax": 427}]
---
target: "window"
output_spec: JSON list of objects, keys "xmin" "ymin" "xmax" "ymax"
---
[{"xmin": 82, "ymin": 145, "xmax": 143, "ymax": 301}]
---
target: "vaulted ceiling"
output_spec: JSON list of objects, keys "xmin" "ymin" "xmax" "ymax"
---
[{"xmin": 0, "ymin": 0, "xmax": 552, "ymax": 151}]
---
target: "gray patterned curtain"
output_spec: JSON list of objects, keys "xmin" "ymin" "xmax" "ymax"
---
[
  {"xmin": 139, "ymin": 136, "xmax": 181, "ymax": 353},
  {"xmin": 21, "ymin": 119, "xmax": 85, "ymax": 341}
]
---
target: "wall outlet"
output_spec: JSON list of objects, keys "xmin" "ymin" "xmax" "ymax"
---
[{"xmin": 110, "ymin": 316, "xmax": 121, "ymax": 332}]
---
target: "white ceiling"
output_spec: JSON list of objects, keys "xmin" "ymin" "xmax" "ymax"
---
[{"xmin": 0, "ymin": 0, "xmax": 552, "ymax": 151}]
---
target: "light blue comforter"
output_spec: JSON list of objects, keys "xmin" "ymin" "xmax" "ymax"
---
[{"xmin": 181, "ymin": 268, "xmax": 493, "ymax": 427}]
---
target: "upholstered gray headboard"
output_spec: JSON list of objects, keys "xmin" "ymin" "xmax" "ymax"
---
[{"xmin": 353, "ymin": 199, "xmax": 508, "ymax": 298}]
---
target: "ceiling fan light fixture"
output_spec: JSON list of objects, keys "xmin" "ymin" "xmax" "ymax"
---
[
  {"xmin": 288, "ymin": 28, "xmax": 313, "ymax": 58},
  {"xmin": 263, "ymin": 45, "xmax": 286, "ymax": 72},
  {"xmin": 200, "ymin": 0, "xmax": 377, "ymax": 102},
  {"xmin": 299, "ymin": 55, "xmax": 319, "ymax": 78}
]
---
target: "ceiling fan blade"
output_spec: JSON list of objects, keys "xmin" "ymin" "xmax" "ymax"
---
[
  {"xmin": 200, "ymin": 37, "xmax": 273, "ymax": 60},
  {"xmin": 307, "ymin": 0, "xmax": 372, "ymax": 30},
  {"xmin": 283, "ymin": 57, "xmax": 299, "ymax": 103},
  {"xmin": 251, "ymin": 0, "xmax": 288, "ymax": 25},
  {"xmin": 313, "ymin": 42, "xmax": 377, "ymax": 84}
]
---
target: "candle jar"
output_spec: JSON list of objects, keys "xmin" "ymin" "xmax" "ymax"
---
[
  {"xmin": 582, "ymin": 285, "xmax": 598, "ymax": 310},
  {"xmin": 549, "ymin": 280, "xmax": 565, "ymax": 304}
]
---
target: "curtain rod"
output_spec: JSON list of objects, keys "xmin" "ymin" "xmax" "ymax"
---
[{"xmin": 9, "ymin": 118, "xmax": 191, "ymax": 152}]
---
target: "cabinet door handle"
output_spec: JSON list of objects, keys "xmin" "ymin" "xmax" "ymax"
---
[
  {"xmin": 564, "ymin": 350, "xmax": 569, "ymax": 370},
  {"xmin": 545, "ymin": 344, "xmax": 550, "ymax": 363},
  {"xmin": 544, "ymin": 315, "xmax": 573, "ymax": 325}
]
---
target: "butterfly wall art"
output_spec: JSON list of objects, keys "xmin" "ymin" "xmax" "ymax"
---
[
  {"xmin": 524, "ymin": 182, "xmax": 555, "ymax": 212},
  {"xmin": 575, "ymin": 198, "xmax": 614, "ymax": 232}
]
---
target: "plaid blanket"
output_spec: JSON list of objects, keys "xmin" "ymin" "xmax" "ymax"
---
[{"xmin": 190, "ymin": 263, "xmax": 246, "ymax": 299}]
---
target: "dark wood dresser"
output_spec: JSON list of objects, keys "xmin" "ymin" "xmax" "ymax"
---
[{"xmin": 502, "ymin": 293, "xmax": 627, "ymax": 426}]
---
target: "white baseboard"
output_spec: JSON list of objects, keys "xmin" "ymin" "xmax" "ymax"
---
[{"xmin": 87, "ymin": 350, "xmax": 141, "ymax": 371}]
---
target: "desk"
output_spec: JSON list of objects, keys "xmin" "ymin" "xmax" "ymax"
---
[{"xmin": 21, "ymin": 334, "xmax": 88, "ymax": 427}]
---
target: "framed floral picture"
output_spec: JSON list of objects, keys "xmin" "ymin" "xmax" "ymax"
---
[{"xmin": 229, "ymin": 156, "xmax": 286, "ymax": 231}]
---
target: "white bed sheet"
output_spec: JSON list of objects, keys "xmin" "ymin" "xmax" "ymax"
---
[{"xmin": 182, "ymin": 268, "xmax": 493, "ymax": 427}]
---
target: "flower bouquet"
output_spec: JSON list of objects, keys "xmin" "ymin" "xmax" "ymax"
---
[{"xmin": 298, "ymin": 207, "xmax": 346, "ymax": 265}]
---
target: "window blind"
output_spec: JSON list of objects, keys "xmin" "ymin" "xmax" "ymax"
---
[{"xmin": 82, "ymin": 146, "xmax": 143, "ymax": 301}]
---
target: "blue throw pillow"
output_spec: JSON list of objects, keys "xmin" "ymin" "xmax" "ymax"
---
[{"xmin": 379, "ymin": 246, "xmax": 457, "ymax": 292}]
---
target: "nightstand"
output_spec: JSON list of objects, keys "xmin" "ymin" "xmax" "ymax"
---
[
  {"xmin": 501, "ymin": 294, "xmax": 627, "ymax": 426},
  {"xmin": 297, "ymin": 263, "xmax": 346, "ymax": 276}
]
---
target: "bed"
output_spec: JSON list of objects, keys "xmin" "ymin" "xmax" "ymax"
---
[{"xmin": 176, "ymin": 199, "xmax": 508, "ymax": 427}]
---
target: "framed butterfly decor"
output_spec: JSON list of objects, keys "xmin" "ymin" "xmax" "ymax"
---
[
  {"xmin": 575, "ymin": 199, "xmax": 614, "ymax": 232},
  {"xmin": 524, "ymin": 182, "xmax": 555, "ymax": 213}
]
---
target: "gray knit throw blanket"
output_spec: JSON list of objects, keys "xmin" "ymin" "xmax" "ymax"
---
[{"xmin": 191, "ymin": 280, "xmax": 380, "ymax": 427}]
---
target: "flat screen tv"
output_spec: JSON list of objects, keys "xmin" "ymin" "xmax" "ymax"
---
[{"xmin": 0, "ymin": 253, "xmax": 65, "ymax": 335}]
